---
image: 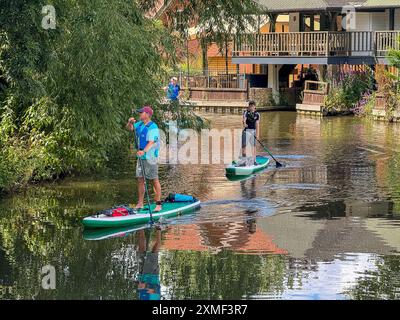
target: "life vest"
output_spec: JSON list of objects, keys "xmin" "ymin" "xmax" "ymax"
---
[
  {"xmin": 135, "ymin": 121, "xmax": 157, "ymax": 150},
  {"xmin": 243, "ymin": 110, "xmax": 259, "ymax": 130}
]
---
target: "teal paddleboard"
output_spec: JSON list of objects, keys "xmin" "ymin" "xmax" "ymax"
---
[
  {"xmin": 82, "ymin": 200, "xmax": 201, "ymax": 229},
  {"xmin": 225, "ymin": 155, "xmax": 270, "ymax": 177},
  {"xmin": 83, "ymin": 224, "xmax": 149, "ymax": 240}
]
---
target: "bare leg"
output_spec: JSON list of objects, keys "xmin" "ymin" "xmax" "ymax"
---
[
  {"xmin": 241, "ymin": 146, "xmax": 246, "ymax": 158},
  {"xmin": 241, "ymin": 130, "xmax": 247, "ymax": 158},
  {"xmin": 136, "ymin": 177, "xmax": 145, "ymax": 209},
  {"xmin": 137, "ymin": 230, "xmax": 146, "ymax": 253},
  {"xmin": 151, "ymin": 229, "xmax": 162, "ymax": 252},
  {"xmin": 152, "ymin": 179, "xmax": 162, "ymax": 212}
]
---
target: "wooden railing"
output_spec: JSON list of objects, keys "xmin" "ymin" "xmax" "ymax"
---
[
  {"xmin": 179, "ymin": 74, "xmax": 247, "ymax": 89},
  {"xmin": 302, "ymin": 81, "xmax": 329, "ymax": 106},
  {"xmin": 188, "ymin": 87, "xmax": 248, "ymax": 101},
  {"xmin": 233, "ymin": 31, "xmax": 400, "ymax": 58},
  {"xmin": 376, "ymin": 31, "xmax": 400, "ymax": 57}
]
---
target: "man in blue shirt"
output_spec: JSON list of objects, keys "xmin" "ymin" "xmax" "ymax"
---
[
  {"xmin": 126, "ymin": 106, "xmax": 162, "ymax": 212},
  {"xmin": 165, "ymin": 77, "xmax": 181, "ymax": 101}
]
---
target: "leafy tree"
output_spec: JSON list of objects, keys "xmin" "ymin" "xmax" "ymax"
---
[
  {"xmin": 142, "ymin": 0, "xmax": 263, "ymax": 74},
  {"xmin": 388, "ymin": 38, "xmax": 400, "ymax": 72},
  {"xmin": 346, "ymin": 255, "xmax": 400, "ymax": 300},
  {"xmin": 0, "ymin": 0, "xmax": 264, "ymax": 192},
  {"xmin": 0, "ymin": 0, "xmax": 205, "ymax": 192},
  {"xmin": 160, "ymin": 250, "xmax": 288, "ymax": 299}
]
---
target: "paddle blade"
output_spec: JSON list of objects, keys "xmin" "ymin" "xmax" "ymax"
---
[{"xmin": 275, "ymin": 161, "xmax": 284, "ymax": 168}]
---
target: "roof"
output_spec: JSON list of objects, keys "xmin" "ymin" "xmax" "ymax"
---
[
  {"xmin": 257, "ymin": 0, "xmax": 400, "ymax": 12},
  {"xmin": 162, "ymin": 223, "xmax": 288, "ymax": 255}
]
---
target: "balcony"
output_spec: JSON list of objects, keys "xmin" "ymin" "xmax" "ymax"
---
[{"xmin": 232, "ymin": 31, "xmax": 400, "ymax": 65}]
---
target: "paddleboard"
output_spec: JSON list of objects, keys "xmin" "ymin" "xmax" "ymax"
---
[
  {"xmin": 225, "ymin": 155, "xmax": 270, "ymax": 177},
  {"xmin": 83, "ymin": 199, "xmax": 201, "ymax": 229},
  {"xmin": 83, "ymin": 224, "xmax": 149, "ymax": 241}
]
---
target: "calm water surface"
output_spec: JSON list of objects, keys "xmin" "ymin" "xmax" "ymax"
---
[{"xmin": 1, "ymin": 112, "xmax": 400, "ymax": 300}]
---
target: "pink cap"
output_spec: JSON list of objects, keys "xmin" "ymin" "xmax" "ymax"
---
[{"xmin": 137, "ymin": 106, "xmax": 153, "ymax": 117}]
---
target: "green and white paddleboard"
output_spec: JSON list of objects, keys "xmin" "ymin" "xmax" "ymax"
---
[
  {"xmin": 82, "ymin": 200, "xmax": 201, "ymax": 229},
  {"xmin": 83, "ymin": 224, "xmax": 149, "ymax": 241},
  {"xmin": 225, "ymin": 155, "xmax": 270, "ymax": 177}
]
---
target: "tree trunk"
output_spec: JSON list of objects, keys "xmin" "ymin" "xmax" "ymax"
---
[
  {"xmin": 225, "ymin": 37, "xmax": 229, "ymax": 76},
  {"xmin": 201, "ymin": 38, "xmax": 208, "ymax": 76},
  {"xmin": 269, "ymin": 13, "xmax": 278, "ymax": 33}
]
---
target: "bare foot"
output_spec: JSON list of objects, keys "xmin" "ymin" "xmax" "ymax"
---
[
  {"xmin": 135, "ymin": 203, "xmax": 144, "ymax": 210},
  {"xmin": 154, "ymin": 204, "xmax": 162, "ymax": 212}
]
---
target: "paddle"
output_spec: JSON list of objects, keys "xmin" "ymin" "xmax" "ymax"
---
[
  {"xmin": 250, "ymin": 131, "xmax": 283, "ymax": 168},
  {"xmin": 132, "ymin": 121, "xmax": 155, "ymax": 225}
]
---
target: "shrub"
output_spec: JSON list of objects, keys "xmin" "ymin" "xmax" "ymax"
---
[
  {"xmin": 376, "ymin": 71, "xmax": 400, "ymax": 122},
  {"xmin": 325, "ymin": 67, "xmax": 374, "ymax": 113}
]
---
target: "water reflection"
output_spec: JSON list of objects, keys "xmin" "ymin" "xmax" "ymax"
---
[{"xmin": 0, "ymin": 112, "xmax": 400, "ymax": 300}]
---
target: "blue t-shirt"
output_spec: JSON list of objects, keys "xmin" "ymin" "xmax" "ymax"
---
[
  {"xmin": 134, "ymin": 121, "xmax": 160, "ymax": 160},
  {"xmin": 167, "ymin": 83, "xmax": 180, "ymax": 100}
]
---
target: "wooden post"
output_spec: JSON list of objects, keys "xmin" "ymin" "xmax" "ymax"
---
[
  {"xmin": 268, "ymin": 13, "xmax": 278, "ymax": 33},
  {"xmin": 389, "ymin": 9, "xmax": 395, "ymax": 31}
]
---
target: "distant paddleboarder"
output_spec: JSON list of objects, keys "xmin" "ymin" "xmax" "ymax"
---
[
  {"xmin": 242, "ymin": 100, "xmax": 260, "ymax": 165},
  {"xmin": 126, "ymin": 106, "xmax": 162, "ymax": 212},
  {"xmin": 164, "ymin": 77, "xmax": 181, "ymax": 101}
]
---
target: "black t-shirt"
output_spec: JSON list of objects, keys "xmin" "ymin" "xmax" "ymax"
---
[{"xmin": 243, "ymin": 110, "xmax": 260, "ymax": 130}]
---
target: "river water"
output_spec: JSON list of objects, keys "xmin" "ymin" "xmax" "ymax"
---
[{"xmin": 0, "ymin": 112, "xmax": 399, "ymax": 300}]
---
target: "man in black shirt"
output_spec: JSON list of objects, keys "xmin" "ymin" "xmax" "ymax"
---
[{"xmin": 241, "ymin": 101, "xmax": 260, "ymax": 165}]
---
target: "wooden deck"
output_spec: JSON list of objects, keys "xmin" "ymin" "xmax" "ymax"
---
[
  {"xmin": 296, "ymin": 81, "xmax": 329, "ymax": 116},
  {"xmin": 233, "ymin": 31, "xmax": 400, "ymax": 64},
  {"xmin": 188, "ymin": 87, "xmax": 248, "ymax": 101},
  {"xmin": 182, "ymin": 100, "xmax": 291, "ymax": 114}
]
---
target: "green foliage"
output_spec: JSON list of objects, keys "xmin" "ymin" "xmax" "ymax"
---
[
  {"xmin": 269, "ymin": 91, "xmax": 289, "ymax": 107},
  {"xmin": 160, "ymin": 250, "xmax": 288, "ymax": 299},
  {"xmin": 376, "ymin": 71, "xmax": 400, "ymax": 121},
  {"xmin": 358, "ymin": 91, "xmax": 376, "ymax": 117},
  {"xmin": 162, "ymin": 100, "xmax": 210, "ymax": 133},
  {"xmin": 347, "ymin": 255, "xmax": 400, "ymax": 300},
  {"xmin": 324, "ymin": 88, "xmax": 350, "ymax": 112},
  {"xmin": 0, "ymin": 184, "xmax": 141, "ymax": 299},
  {"xmin": 324, "ymin": 68, "xmax": 374, "ymax": 114},
  {"xmin": 381, "ymin": 38, "xmax": 400, "ymax": 121},
  {"xmin": 0, "ymin": 0, "xmax": 209, "ymax": 194},
  {"xmin": 0, "ymin": 0, "xmax": 261, "ymax": 194},
  {"xmin": 149, "ymin": 0, "xmax": 262, "ymax": 74},
  {"xmin": 388, "ymin": 38, "xmax": 400, "ymax": 71}
]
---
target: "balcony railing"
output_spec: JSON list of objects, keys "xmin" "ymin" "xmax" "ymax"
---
[{"xmin": 233, "ymin": 31, "xmax": 400, "ymax": 58}]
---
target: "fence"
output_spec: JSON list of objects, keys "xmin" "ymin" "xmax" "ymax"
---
[
  {"xmin": 233, "ymin": 31, "xmax": 400, "ymax": 58},
  {"xmin": 172, "ymin": 69, "xmax": 248, "ymax": 89},
  {"xmin": 302, "ymin": 81, "xmax": 330, "ymax": 106}
]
